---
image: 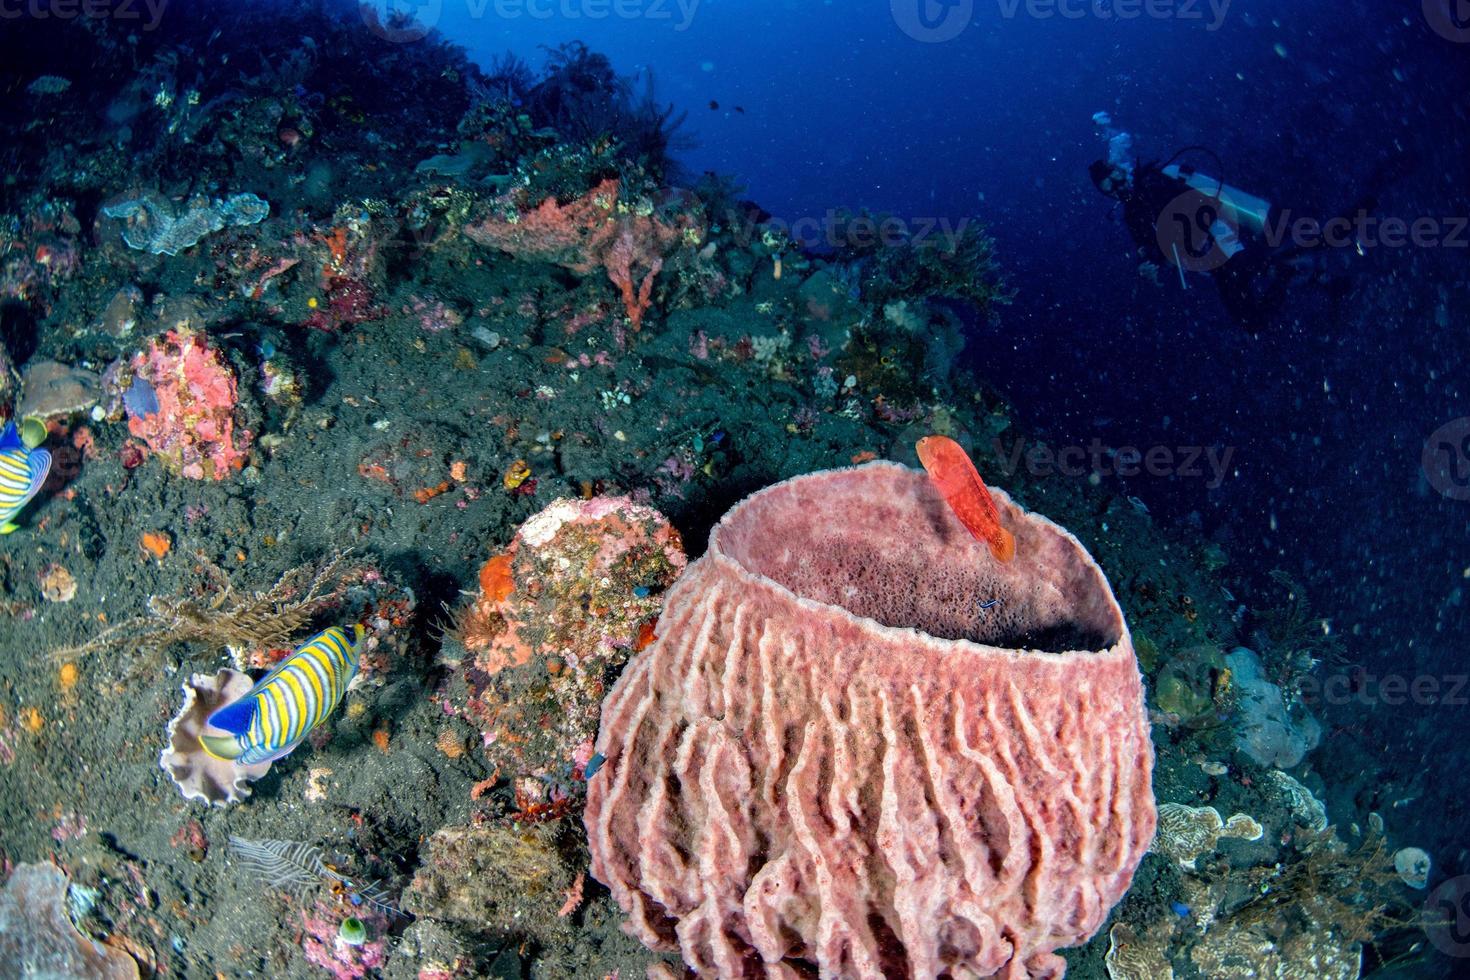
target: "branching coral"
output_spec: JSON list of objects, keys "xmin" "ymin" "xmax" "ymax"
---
[
  {"xmin": 1256, "ymin": 569, "xmax": 1346, "ymax": 670},
  {"xmin": 1222, "ymin": 816, "xmax": 1410, "ymax": 947},
  {"xmin": 53, "ymin": 550, "xmax": 363, "ymax": 661}
]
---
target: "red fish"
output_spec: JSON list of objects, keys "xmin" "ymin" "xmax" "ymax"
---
[{"xmin": 916, "ymin": 435, "xmax": 1015, "ymax": 562}]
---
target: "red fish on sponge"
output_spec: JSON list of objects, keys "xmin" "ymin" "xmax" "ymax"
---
[{"xmin": 916, "ymin": 434, "xmax": 1015, "ymax": 562}]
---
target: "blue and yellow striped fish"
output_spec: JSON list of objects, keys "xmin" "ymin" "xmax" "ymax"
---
[
  {"xmin": 200, "ymin": 625, "xmax": 365, "ymax": 765},
  {"xmin": 0, "ymin": 420, "xmax": 51, "ymax": 535}
]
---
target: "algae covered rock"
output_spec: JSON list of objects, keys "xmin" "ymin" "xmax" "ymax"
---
[
  {"xmin": 443, "ymin": 495, "xmax": 685, "ymax": 786},
  {"xmin": 405, "ymin": 822, "xmax": 583, "ymax": 943},
  {"xmin": 1153, "ymin": 643, "xmax": 1229, "ymax": 726}
]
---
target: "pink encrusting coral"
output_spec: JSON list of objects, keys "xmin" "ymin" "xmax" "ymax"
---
[
  {"xmin": 584, "ymin": 462, "xmax": 1156, "ymax": 979},
  {"xmin": 299, "ymin": 901, "xmax": 388, "ymax": 980},
  {"xmin": 464, "ymin": 178, "xmax": 700, "ymax": 332},
  {"xmin": 127, "ymin": 328, "xmax": 251, "ymax": 479}
]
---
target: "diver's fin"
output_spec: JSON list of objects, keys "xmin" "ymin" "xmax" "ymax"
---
[{"xmin": 198, "ymin": 733, "xmax": 245, "ymax": 761}]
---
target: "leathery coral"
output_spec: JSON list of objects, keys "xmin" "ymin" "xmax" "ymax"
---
[
  {"xmin": 159, "ymin": 668, "xmax": 273, "ymax": 805},
  {"xmin": 126, "ymin": 328, "xmax": 252, "ymax": 479},
  {"xmin": 584, "ymin": 462, "xmax": 1155, "ymax": 979}
]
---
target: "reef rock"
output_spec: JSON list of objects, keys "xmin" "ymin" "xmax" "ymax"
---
[
  {"xmin": 1227, "ymin": 646, "xmax": 1322, "ymax": 768},
  {"xmin": 446, "ymin": 495, "xmax": 684, "ymax": 787},
  {"xmin": 0, "ymin": 863, "xmax": 139, "ymax": 979},
  {"xmin": 405, "ymin": 822, "xmax": 581, "ymax": 944},
  {"xmin": 17, "ymin": 360, "xmax": 100, "ymax": 420},
  {"xmin": 585, "ymin": 462, "xmax": 1156, "ymax": 979},
  {"xmin": 126, "ymin": 327, "xmax": 252, "ymax": 480},
  {"xmin": 160, "ymin": 668, "xmax": 273, "ymax": 806}
]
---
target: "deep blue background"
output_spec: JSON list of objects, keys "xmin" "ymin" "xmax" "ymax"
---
[{"xmin": 386, "ymin": 0, "xmax": 1470, "ymax": 922}]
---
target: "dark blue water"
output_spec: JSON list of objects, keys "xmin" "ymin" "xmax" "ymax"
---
[{"xmin": 427, "ymin": 0, "xmax": 1470, "ymax": 940}]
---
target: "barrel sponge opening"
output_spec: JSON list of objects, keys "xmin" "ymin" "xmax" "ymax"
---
[{"xmin": 714, "ymin": 462, "xmax": 1123, "ymax": 653}]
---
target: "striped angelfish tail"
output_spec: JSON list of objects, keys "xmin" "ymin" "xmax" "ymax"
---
[
  {"xmin": 247, "ymin": 626, "xmax": 363, "ymax": 757},
  {"xmin": 0, "ymin": 444, "xmax": 49, "ymax": 520}
]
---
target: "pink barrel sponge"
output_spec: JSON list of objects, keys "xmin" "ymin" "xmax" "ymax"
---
[
  {"xmin": 127, "ymin": 328, "xmax": 251, "ymax": 479},
  {"xmin": 584, "ymin": 462, "xmax": 1155, "ymax": 979}
]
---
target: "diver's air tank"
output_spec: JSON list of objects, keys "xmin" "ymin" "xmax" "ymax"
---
[{"xmin": 1162, "ymin": 164, "xmax": 1273, "ymax": 235}]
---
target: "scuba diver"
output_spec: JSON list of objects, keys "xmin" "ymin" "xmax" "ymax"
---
[{"xmin": 1087, "ymin": 112, "xmax": 1385, "ymax": 334}]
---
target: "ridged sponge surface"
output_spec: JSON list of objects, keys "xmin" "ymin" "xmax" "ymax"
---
[{"xmin": 585, "ymin": 462, "xmax": 1155, "ymax": 979}]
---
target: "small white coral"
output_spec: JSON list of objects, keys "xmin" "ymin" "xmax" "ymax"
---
[
  {"xmin": 1152, "ymin": 802, "xmax": 1264, "ymax": 871},
  {"xmin": 160, "ymin": 668, "xmax": 272, "ymax": 806}
]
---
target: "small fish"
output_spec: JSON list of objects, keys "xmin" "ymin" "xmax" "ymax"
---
[
  {"xmin": 979, "ymin": 598, "xmax": 1002, "ymax": 611},
  {"xmin": 916, "ymin": 435, "xmax": 1015, "ymax": 562},
  {"xmin": 0, "ymin": 421, "xmax": 52, "ymax": 534},
  {"xmin": 584, "ymin": 752, "xmax": 606, "ymax": 780},
  {"xmin": 632, "ymin": 585, "xmax": 652, "ymax": 599},
  {"xmin": 1170, "ymin": 900, "xmax": 1192, "ymax": 918},
  {"xmin": 200, "ymin": 625, "xmax": 365, "ymax": 765},
  {"xmin": 708, "ymin": 100, "xmax": 719, "ymax": 110}
]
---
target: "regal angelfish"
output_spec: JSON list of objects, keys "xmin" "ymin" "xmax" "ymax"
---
[
  {"xmin": 0, "ymin": 420, "xmax": 52, "ymax": 534},
  {"xmin": 200, "ymin": 625, "xmax": 365, "ymax": 765}
]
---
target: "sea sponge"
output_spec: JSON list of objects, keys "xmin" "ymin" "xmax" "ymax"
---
[
  {"xmin": 585, "ymin": 462, "xmax": 1155, "ymax": 979},
  {"xmin": 0, "ymin": 862, "xmax": 139, "ymax": 979},
  {"xmin": 159, "ymin": 668, "xmax": 273, "ymax": 806},
  {"xmin": 126, "ymin": 328, "xmax": 252, "ymax": 480}
]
